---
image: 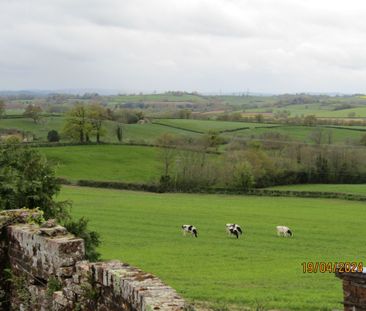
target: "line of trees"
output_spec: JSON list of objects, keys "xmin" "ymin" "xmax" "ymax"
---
[
  {"xmin": 156, "ymin": 133, "xmax": 366, "ymax": 191},
  {"xmin": 62, "ymin": 103, "xmax": 148, "ymax": 143}
]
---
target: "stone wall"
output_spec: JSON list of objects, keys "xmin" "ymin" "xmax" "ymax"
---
[
  {"xmin": 336, "ymin": 270, "xmax": 366, "ymax": 311},
  {"xmin": 0, "ymin": 209, "xmax": 186, "ymax": 311}
]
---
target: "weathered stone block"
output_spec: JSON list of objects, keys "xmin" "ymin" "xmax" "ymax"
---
[
  {"xmin": 40, "ymin": 219, "xmax": 57, "ymax": 228},
  {"xmin": 7, "ymin": 224, "xmax": 85, "ymax": 281},
  {"xmin": 53, "ymin": 291, "xmax": 70, "ymax": 307},
  {"xmin": 39, "ymin": 225, "xmax": 68, "ymax": 237}
]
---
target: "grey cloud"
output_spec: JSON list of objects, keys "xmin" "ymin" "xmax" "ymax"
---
[{"xmin": 0, "ymin": 0, "xmax": 366, "ymax": 92}]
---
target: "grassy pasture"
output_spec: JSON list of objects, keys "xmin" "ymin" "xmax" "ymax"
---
[
  {"xmin": 265, "ymin": 184, "xmax": 366, "ymax": 195},
  {"xmin": 108, "ymin": 93, "xmax": 209, "ymax": 105},
  {"xmin": 4, "ymin": 108, "xmax": 25, "ymax": 115},
  {"xmin": 243, "ymin": 103, "xmax": 326, "ymax": 116},
  {"xmin": 2, "ymin": 115, "xmax": 365, "ymax": 145},
  {"xmin": 39, "ymin": 145, "xmax": 161, "ymax": 183},
  {"xmin": 227, "ymin": 125, "xmax": 365, "ymax": 143},
  {"xmin": 245, "ymin": 104, "xmax": 366, "ymax": 118},
  {"xmin": 0, "ymin": 117, "xmax": 200, "ymax": 143},
  {"xmin": 60, "ymin": 186, "xmax": 366, "ymax": 310},
  {"xmin": 0, "ymin": 116, "xmax": 65, "ymax": 140},
  {"xmin": 104, "ymin": 121, "xmax": 200, "ymax": 143},
  {"xmin": 218, "ymin": 95, "xmax": 277, "ymax": 107},
  {"xmin": 310, "ymin": 106, "xmax": 366, "ymax": 118}
]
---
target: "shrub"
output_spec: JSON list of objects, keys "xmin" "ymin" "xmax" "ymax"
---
[
  {"xmin": 47, "ymin": 130, "xmax": 60, "ymax": 142},
  {"xmin": 0, "ymin": 144, "xmax": 101, "ymax": 261},
  {"xmin": 64, "ymin": 217, "xmax": 101, "ymax": 261}
]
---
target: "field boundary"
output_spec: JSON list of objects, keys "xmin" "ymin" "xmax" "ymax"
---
[
  {"xmin": 322, "ymin": 125, "xmax": 366, "ymax": 132},
  {"xmin": 2, "ymin": 113, "xmax": 62, "ymax": 119},
  {"xmin": 244, "ymin": 189, "xmax": 366, "ymax": 201},
  {"xmin": 153, "ymin": 119, "xmax": 282, "ymax": 134},
  {"xmin": 34, "ymin": 141, "xmax": 221, "ymax": 154},
  {"xmin": 60, "ymin": 179, "xmax": 366, "ymax": 201},
  {"xmin": 152, "ymin": 121, "xmax": 205, "ymax": 134}
]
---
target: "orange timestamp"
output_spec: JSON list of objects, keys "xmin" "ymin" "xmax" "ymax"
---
[{"xmin": 301, "ymin": 262, "xmax": 363, "ymax": 273}]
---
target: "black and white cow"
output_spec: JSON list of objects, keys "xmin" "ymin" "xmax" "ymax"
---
[
  {"xmin": 226, "ymin": 223, "xmax": 243, "ymax": 239},
  {"xmin": 182, "ymin": 225, "xmax": 198, "ymax": 238},
  {"xmin": 276, "ymin": 225, "xmax": 293, "ymax": 237}
]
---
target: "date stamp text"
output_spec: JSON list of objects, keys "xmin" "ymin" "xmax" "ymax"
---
[{"xmin": 301, "ymin": 262, "xmax": 363, "ymax": 273}]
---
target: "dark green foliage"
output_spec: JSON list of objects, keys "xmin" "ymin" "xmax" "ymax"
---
[
  {"xmin": 0, "ymin": 144, "xmax": 69, "ymax": 219},
  {"xmin": 0, "ymin": 144, "xmax": 101, "ymax": 261},
  {"xmin": 116, "ymin": 124, "xmax": 123, "ymax": 142},
  {"xmin": 64, "ymin": 217, "xmax": 101, "ymax": 261},
  {"xmin": 77, "ymin": 179, "xmax": 160, "ymax": 192},
  {"xmin": 47, "ymin": 130, "xmax": 60, "ymax": 142},
  {"xmin": 46, "ymin": 276, "xmax": 62, "ymax": 297},
  {"xmin": 159, "ymin": 175, "xmax": 172, "ymax": 192},
  {"xmin": 0, "ymin": 99, "xmax": 5, "ymax": 118},
  {"xmin": 244, "ymin": 189, "xmax": 366, "ymax": 201},
  {"xmin": 177, "ymin": 109, "xmax": 192, "ymax": 119}
]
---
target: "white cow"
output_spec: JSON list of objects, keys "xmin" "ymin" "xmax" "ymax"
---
[
  {"xmin": 182, "ymin": 225, "xmax": 198, "ymax": 238},
  {"xmin": 226, "ymin": 223, "xmax": 243, "ymax": 239},
  {"xmin": 276, "ymin": 226, "xmax": 293, "ymax": 237}
]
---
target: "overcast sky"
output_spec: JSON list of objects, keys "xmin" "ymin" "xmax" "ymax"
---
[{"xmin": 1, "ymin": 0, "xmax": 366, "ymax": 94}]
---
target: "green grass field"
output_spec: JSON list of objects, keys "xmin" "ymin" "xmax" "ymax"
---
[
  {"xmin": 228, "ymin": 125, "xmax": 365, "ymax": 143},
  {"xmin": 0, "ymin": 116, "xmax": 194, "ymax": 144},
  {"xmin": 266, "ymin": 184, "xmax": 366, "ymax": 195},
  {"xmin": 2, "ymin": 115, "xmax": 365, "ymax": 146},
  {"xmin": 0, "ymin": 117, "xmax": 200, "ymax": 143},
  {"xmin": 0, "ymin": 116, "xmax": 65, "ymax": 140},
  {"xmin": 104, "ymin": 121, "xmax": 200, "ymax": 143},
  {"xmin": 4, "ymin": 109, "xmax": 25, "ymax": 115},
  {"xmin": 108, "ymin": 93, "xmax": 209, "ymax": 105},
  {"xmin": 60, "ymin": 186, "xmax": 366, "ymax": 310},
  {"xmin": 39, "ymin": 145, "xmax": 161, "ymax": 183},
  {"xmin": 245, "ymin": 103, "xmax": 366, "ymax": 118}
]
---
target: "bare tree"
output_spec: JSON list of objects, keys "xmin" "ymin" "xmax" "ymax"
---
[{"xmin": 309, "ymin": 127, "xmax": 324, "ymax": 145}]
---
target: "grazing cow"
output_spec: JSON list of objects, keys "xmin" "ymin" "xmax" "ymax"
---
[
  {"xmin": 182, "ymin": 225, "xmax": 198, "ymax": 238},
  {"xmin": 226, "ymin": 223, "xmax": 243, "ymax": 239},
  {"xmin": 276, "ymin": 226, "xmax": 293, "ymax": 237}
]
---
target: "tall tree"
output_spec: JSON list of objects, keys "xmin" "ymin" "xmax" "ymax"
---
[
  {"xmin": 63, "ymin": 103, "xmax": 92, "ymax": 143},
  {"xmin": 87, "ymin": 103, "xmax": 107, "ymax": 143},
  {"xmin": 309, "ymin": 127, "xmax": 324, "ymax": 145},
  {"xmin": 116, "ymin": 124, "xmax": 123, "ymax": 142},
  {"xmin": 156, "ymin": 133, "xmax": 177, "ymax": 177},
  {"xmin": 23, "ymin": 104, "xmax": 42, "ymax": 123},
  {"xmin": 0, "ymin": 99, "xmax": 5, "ymax": 118}
]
